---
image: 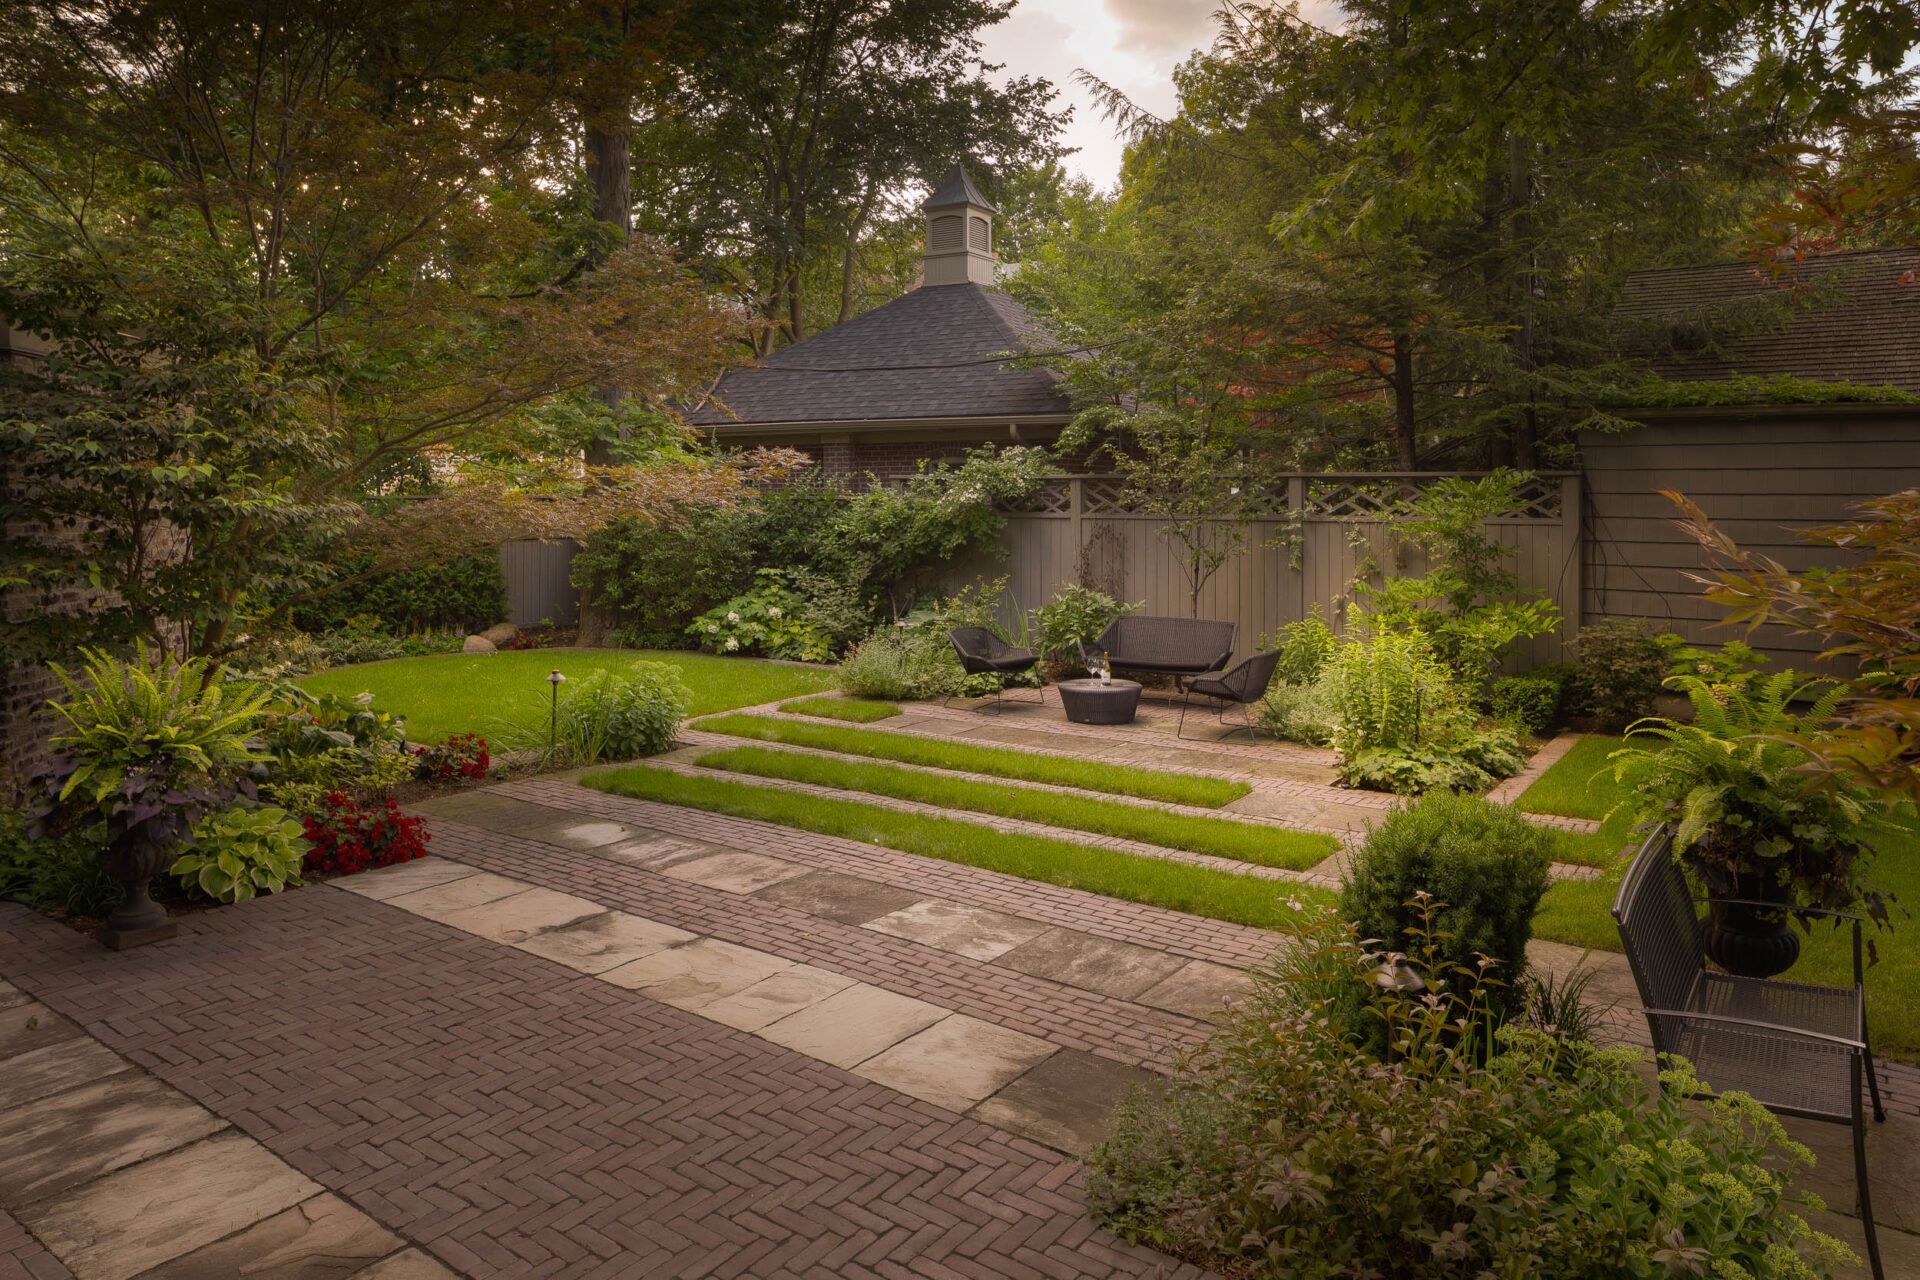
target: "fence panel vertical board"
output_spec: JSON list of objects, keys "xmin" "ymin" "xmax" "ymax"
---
[
  {"xmin": 501, "ymin": 539, "xmax": 581, "ymax": 629},
  {"xmin": 980, "ymin": 474, "xmax": 1580, "ymax": 665}
]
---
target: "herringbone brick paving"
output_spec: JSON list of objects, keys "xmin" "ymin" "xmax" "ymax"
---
[
  {"xmin": 426, "ymin": 817, "xmax": 1216, "ymax": 1071},
  {"xmin": 0, "ymin": 1207, "xmax": 68, "ymax": 1280},
  {"xmin": 498, "ymin": 777, "xmax": 1284, "ymax": 970},
  {"xmin": 0, "ymin": 898, "xmax": 1209, "ymax": 1280}
]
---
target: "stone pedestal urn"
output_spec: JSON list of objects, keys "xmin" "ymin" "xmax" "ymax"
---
[{"xmin": 97, "ymin": 837, "xmax": 177, "ymax": 950}]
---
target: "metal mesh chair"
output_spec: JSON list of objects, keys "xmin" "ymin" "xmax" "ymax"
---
[
  {"xmin": 1079, "ymin": 616, "xmax": 1236, "ymax": 679},
  {"xmin": 947, "ymin": 627, "xmax": 1043, "ymax": 712},
  {"xmin": 1613, "ymin": 827, "xmax": 1886, "ymax": 1279},
  {"xmin": 1176, "ymin": 649, "xmax": 1282, "ymax": 740}
]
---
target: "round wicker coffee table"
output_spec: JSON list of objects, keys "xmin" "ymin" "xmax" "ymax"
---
[{"xmin": 1057, "ymin": 678, "xmax": 1143, "ymax": 725}]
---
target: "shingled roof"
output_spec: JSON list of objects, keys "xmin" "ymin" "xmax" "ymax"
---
[
  {"xmin": 684, "ymin": 282, "xmax": 1073, "ymax": 428},
  {"xmin": 1614, "ymin": 246, "xmax": 1920, "ymax": 393}
]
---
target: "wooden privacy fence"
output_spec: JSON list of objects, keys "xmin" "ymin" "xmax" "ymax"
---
[{"xmin": 972, "ymin": 472, "xmax": 1584, "ymax": 666}]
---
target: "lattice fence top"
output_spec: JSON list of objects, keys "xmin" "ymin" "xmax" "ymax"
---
[{"xmin": 997, "ymin": 473, "xmax": 1572, "ymax": 521}]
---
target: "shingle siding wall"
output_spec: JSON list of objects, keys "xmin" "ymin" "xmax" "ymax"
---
[{"xmin": 1579, "ymin": 410, "xmax": 1920, "ymax": 669}]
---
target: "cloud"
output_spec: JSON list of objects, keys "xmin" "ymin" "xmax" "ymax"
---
[{"xmin": 1102, "ymin": 0, "xmax": 1220, "ymax": 59}]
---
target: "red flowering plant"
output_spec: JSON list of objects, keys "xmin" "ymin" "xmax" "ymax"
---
[
  {"xmin": 301, "ymin": 792, "xmax": 430, "ymax": 875},
  {"xmin": 412, "ymin": 732, "xmax": 489, "ymax": 781}
]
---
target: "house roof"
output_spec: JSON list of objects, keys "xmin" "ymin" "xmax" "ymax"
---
[
  {"xmin": 922, "ymin": 162, "xmax": 996, "ymax": 213},
  {"xmin": 685, "ymin": 282, "xmax": 1074, "ymax": 429},
  {"xmin": 1614, "ymin": 246, "xmax": 1920, "ymax": 393}
]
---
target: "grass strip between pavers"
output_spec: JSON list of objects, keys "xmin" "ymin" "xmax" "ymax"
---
[
  {"xmin": 1517, "ymin": 735, "xmax": 1629, "ymax": 822},
  {"xmin": 693, "ymin": 713, "xmax": 1252, "ymax": 808},
  {"xmin": 694, "ymin": 745, "xmax": 1337, "ymax": 871},
  {"xmin": 586, "ymin": 765, "xmax": 1329, "ymax": 931},
  {"xmin": 778, "ymin": 695, "xmax": 902, "ymax": 723}
]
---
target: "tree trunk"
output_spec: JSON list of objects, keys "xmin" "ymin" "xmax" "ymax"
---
[
  {"xmin": 585, "ymin": 120, "xmax": 632, "ymax": 464},
  {"xmin": 1390, "ymin": 331, "xmax": 1417, "ymax": 468},
  {"xmin": 838, "ymin": 181, "xmax": 877, "ymax": 325},
  {"xmin": 1508, "ymin": 131, "xmax": 1537, "ymax": 470}
]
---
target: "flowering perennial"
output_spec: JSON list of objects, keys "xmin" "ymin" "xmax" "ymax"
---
[{"xmin": 301, "ymin": 792, "xmax": 430, "ymax": 875}]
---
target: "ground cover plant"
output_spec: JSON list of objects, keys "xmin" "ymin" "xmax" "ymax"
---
[
  {"xmin": 693, "ymin": 713, "xmax": 1251, "ymax": 807},
  {"xmin": 301, "ymin": 650, "xmax": 834, "ymax": 743},
  {"xmin": 1516, "ymin": 734, "xmax": 1628, "ymax": 821},
  {"xmin": 586, "ymin": 765, "xmax": 1330, "ymax": 929},
  {"xmin": 692, "ymin": 745, "xmax": 1337, "ymax": 870},
  {"xmin": 1088, "ymin": 900, "xmax": 1854, "ymax": 1279},
  {"xmin": 778, "ymin": 696, "xmax": 901, "ymax": 723}
]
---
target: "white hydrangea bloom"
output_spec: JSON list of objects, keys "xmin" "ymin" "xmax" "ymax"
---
[
  {"xmin": 724, "ymin": 637, "xmax": 740, "ymax": 651},
  {"xmin": 727, "ymin": 611, "xmax": 741, "ymax": 623}
]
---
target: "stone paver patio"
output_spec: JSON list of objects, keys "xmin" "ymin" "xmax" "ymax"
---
[{"xmin": 2, "ymin": 693, "xmax": 1915, "ymax": 1277}]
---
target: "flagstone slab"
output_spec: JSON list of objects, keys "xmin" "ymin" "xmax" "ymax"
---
[
  {"xmin": 758, "ymin": 984, "xmax": 948, "ymax": 1069},
  {"xmin": 22, "ymin": 1131, "xmax": 320, "ymax": 1280},
  {"xmin": 699, "ymin": 965, "xmax": 860, "ymax": 1033},
  {"xmin": 596, "ymin": 834, "xmax": 729, "ymax": 871},
  {"xmin": 750, "ymin": 870, "xmax": 923, "ymax": 924},
  {"xmin": 1223, "ymin": 791, "xmax": 1379, "ymax": 832},
  {"xmin": 348, "ymin": 1249, "xmax": 464, "ymax": 1280},
  {"xmin": 502, "ymin": 816, "xmax": 644, "ymax": 851},
  {"xmin": 861, "ymin": 900, "xmax": 1050, "ymax": 962},
  {"xmin": 435, "ymin": 888, "xmax": 604, "ymax": 945},
  {"xmin": 598, "ymin": 939, "xmax": 794, "ymax": 1009},
  {"xmin": 994, "ymin": 928, "xmax": 1190, "ymax": 1001},
  {"xmin": 658, "ymin": 850, "xmax": 810, "ymax": 895},
  {"xmin": 380, "ymin": 871, "xmax": 532, "ymax": 918},
  {"xmin": 0, "ymin": 978, "xmax": 27, "ymax": 1010},
  {"xmin": 1136, "ymin": 960, "xmax": 1257, "ymax": 1020},
  {"xmin": 0, "ymin": 1037, "xmax": 133, "ymax": 1112},
  {"xmin": 134, "ymin": 1193, "xmax": 403, "ymax": 1280},
  {"xmin": 969, "ymin": 1048, "xmax": 1158, "ymax": 1157},
  {"xmin": 512, "ymin": 910, "xmax": 696, "ymax": 975},
  {"xmin": 853, "ymin": 1014, "xmax": 1057, "ymax": 1114},
  {"xmin": 0, "ymin": 1073, "xmax": 226, "ymax": 1205},
  {"xmin": 330, "ymin": 857, "xmax": 478, "ymax": 902},
  {"xmin": 0, "ymin": 1001, "xmax": 80, "ymax": 1063}
]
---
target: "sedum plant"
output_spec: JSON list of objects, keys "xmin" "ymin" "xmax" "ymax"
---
[
  {"xmin": 1088, "ymin": 900, "xmax": 1855, "ymax": 1280},
  {"xmin": 171, "ymin": 804, "xmax": 307, "ymax": 904}
]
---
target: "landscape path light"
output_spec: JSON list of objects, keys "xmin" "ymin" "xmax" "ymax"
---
[{"xmin": 548, "ymin": 669, "xmax": 567, "ymax": 748}]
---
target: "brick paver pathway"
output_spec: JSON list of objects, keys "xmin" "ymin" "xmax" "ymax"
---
[{"xmin": 0, "ymin": 835, "xmax": 1214, "ymax": 1278}]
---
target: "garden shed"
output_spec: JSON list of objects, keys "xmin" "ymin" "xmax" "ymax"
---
[
  {"xmin": 683, "ymin": 164, "xmax": 1075, "ymax": 478},
  {"xmin": 1582, "ymin": 247, "xmax": 1920, "ymax": 670}
]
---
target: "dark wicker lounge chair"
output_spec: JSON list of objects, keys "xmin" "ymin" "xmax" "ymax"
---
[
  {"xmin": 947, "ymin": 626, "xmax": 1043, "ymax": 712},
  {"xmin": 1177, "ymin": 649, "xmax": 1282, "ymax": 740},
  {"xmin": 1078, "ymin": 615, "xmax": 1236, "ymax": 681},
  {"xmin": 1613, "ymin": 827, "xmax": 1886, "ymax": 1280}
]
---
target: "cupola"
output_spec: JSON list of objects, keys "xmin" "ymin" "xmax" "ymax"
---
[{"xmin": 921, "ymin": 162, "xmax": 997, "ymax": 287}]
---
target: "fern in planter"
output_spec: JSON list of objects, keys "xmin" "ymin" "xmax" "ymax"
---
[{"xmin": 1608, "ymin": 673, "xmax": 1891, "ymax": 914}]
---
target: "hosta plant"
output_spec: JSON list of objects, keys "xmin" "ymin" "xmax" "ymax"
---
[{"xmin": 171, "ymin": 804, "xmax": 308, "ymax": 904}]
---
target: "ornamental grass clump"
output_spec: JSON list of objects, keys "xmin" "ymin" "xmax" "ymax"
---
[{"xmin": 1087, "ymin": 899, "xmax": 1854, "ymax": 1280}]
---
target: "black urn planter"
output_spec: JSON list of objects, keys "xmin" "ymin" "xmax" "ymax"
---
[
  {"xmin": 1703, "ymin": 871, "xmax": 1799, "ymax": 979},
  {"xmin": 96, "ymin": 837, "xmax": 177, "ymax": 950}
]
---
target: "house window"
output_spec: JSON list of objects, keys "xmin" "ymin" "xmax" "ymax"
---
[
  {"xmin": 930, "ymin": 215, "xmax": 963, "ymax": 251},
  {"xmin": 969, "ymin": 216, "xmax": 989, "ymax": 252}
]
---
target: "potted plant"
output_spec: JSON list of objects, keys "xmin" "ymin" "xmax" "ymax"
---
[
  {"xmin": 26, "ymin": 646, "xmax": 270, "ymax": 949},
  {"xmin": 1608, "ymin": 672, "xmax": 1890, "ymax": 978}
]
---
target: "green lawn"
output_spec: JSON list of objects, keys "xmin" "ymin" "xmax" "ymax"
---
[
  {"xmin": 1535, "ymin": 812, "xmax": 1920, "ymax": 1060},
  {"xmin": 1517, "ymin": 734, "xmax": 1630, "ymax": 821},
  {"xmin": 694, "ymin": 713, "xmax": 1252, "ymax": 808},
  {"xmin": 779, "ymin": 695, "xmax": 901, "ymax": 723},
  {"xmin": 695, "ymin": 745, "xmax": 1338, "ymax": 870},
  {"xmin": 587, "ymin": 764, "xmax": 1332, "ymax": 930},
  {"xmin": 302, "ymin": 650, "xmax": 835, "ymax": 743}
]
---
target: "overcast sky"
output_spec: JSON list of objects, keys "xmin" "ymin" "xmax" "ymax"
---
[{"xmin": 977, "ymin": 0, "xmax": 1341, "ymax": 189}]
